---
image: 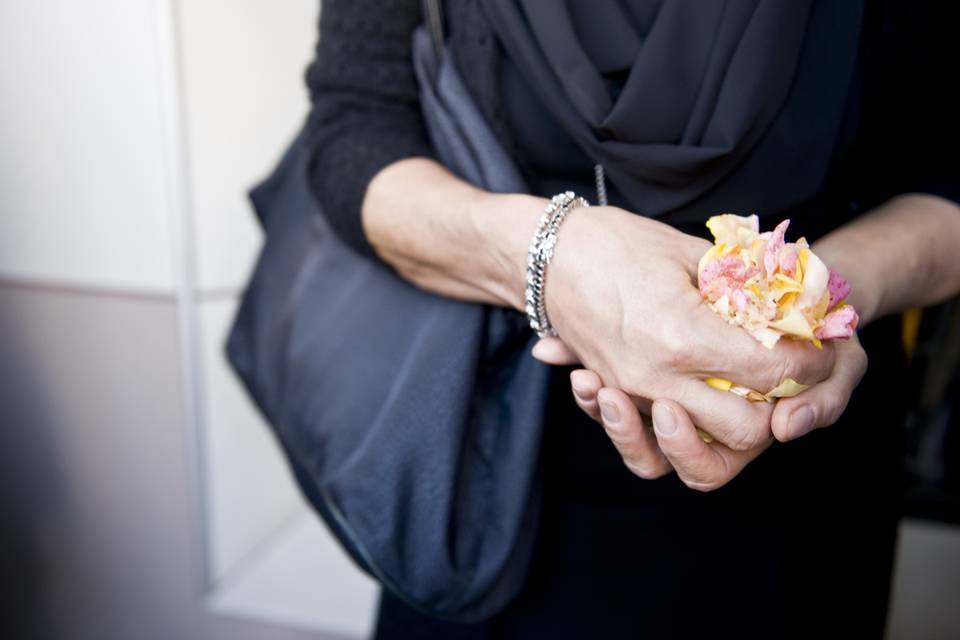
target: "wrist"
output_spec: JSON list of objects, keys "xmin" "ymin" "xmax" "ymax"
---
[{"xmin": 473, "ymin": 192, "xmax": 549, "ymax": 312}]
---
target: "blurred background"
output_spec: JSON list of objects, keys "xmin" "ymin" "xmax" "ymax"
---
[{"xmin": 0, "ymin": 2, "xmax": 957, "ymax": 639}]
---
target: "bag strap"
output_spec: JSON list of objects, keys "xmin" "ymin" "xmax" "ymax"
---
[{"xmin": 423, "ymin": 0, "xmax": 445, "ymax": 56}]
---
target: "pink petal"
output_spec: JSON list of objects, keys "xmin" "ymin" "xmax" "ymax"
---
[
  {"xmin": 698, "ymin": 255, "xmax": 752, "ymax": 300},
  {"xmin": 826, "ymin": 269, "xmax": 852, "ymax": 309},
  {"xmin": 778, "ymin": 244, "xmax": 799, "ymax": 278},
  {"xmin": 814, "ymin": 305, "xmax": 859, "ymax": 340},
  {"xmin": 763, "ymin": 219, "xmax": 790, "ymax": 277}
]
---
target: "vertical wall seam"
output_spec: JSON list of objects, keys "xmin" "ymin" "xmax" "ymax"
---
[{"xmin": 153, "ymin": 0, "xmax": 212, "ymax": 597}]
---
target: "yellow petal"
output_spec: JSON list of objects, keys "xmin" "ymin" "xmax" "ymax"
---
[
  {"xmin": 812, "ymin": 289, "xmax": 830, "ymax": 320},
  {"xmin": 796, "ymin": 250, "xmax": 829, "ymax": 309},
  {"xmin": 706, "ymin": 214, "xmax": 759, "ymax": 246},
  {"xmin": 705, "ymin": 377, "xmax": 733, "ymax": 391},
  {"xmin": 773, "ymin": 273, "xmax": 803, "ymax": 291},
  {"xmin": 768, "ymin": 306, "xmax": 814, "ymax": 339},
  {"xmin": 764, "ymin": 378, "xmax": 811, "ymax": 400},
  {"xmin": 777, "ymin": 290, "xmax": 798, "ymax": 311},
  {"xmin": 736, "ymin": 225, "xmax": 756, "ymax": 249}
]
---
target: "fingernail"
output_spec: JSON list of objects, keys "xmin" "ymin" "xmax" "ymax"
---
[
  {"xmin": 653, "ymin": 402, "xmax": 676, "ymax": 435},
  {"xmin": 531, "ymin": 340, "xmax": 548, "ymax": 359},
  {"xmin": 788, "ymin": 405, "xmax": 815, "ymax": 440},
  {"xmin": 600, "ymin": 401, "xmax": 620, "ymax": 424}
]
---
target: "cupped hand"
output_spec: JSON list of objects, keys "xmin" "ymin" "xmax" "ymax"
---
[
  {"xmin": 564, "ymin": 364, "xmax": 769, "ymax": 491},
  {"xmin": 543, "ymin": 206, "xmax": 836, "ymax": 453},
  {"xmin": 534, "ymin": 330, "xmax": 867, "ymax": 490}
]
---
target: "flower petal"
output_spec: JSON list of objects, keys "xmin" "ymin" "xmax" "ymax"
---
[
  {"xmin": 764, "ymin": 378, "xmax": 812, "ymax": 400},
  {"xmin": 706, "ymin": 214, "xmax": 759, "ymax": 246},
  {"xmin": 814, "ymin": 305, "xmax": 859, "ymax": 340},
  {"xmin": 763, "ymin": 219, "xmax": 790, "ymax": 277},
  {"xmin": 826, "ymin": 269, "xmax": 852, "ymax": 310},
  {"xmin": 796, "ymin": 250, "xmax": 829, "ymax": 311}
]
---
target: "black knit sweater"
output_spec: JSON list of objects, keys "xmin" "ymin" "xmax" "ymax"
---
[{"xmin": 304, "ymin": 0, "xmax": 512, "ymax": 258}]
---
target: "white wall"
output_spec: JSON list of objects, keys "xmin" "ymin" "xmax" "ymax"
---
[
  {"xmin": 176, "ymin": 0, "xmax": 315, "ymax": 294},
  {"xmin": 0, "ymin": 0, "xmax": 179, "ymax": 293},
  {"xmin": 0, "ymin": 1, "xmax": 377, "ymax": 638}
]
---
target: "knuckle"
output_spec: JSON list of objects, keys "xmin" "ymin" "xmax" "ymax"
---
[
  {"xmin": 620, "ymin": 365, "xmax": 649, "ymax": 397},
  {"xmin": 775, "ymin": 356, "xmax": 796, "ymax": 383},
  {"xmin": 821, "ymin": 396, "xmax": 851, "ymax": 428},
  {"xmin": 658, "ymin": 329, "xmax": 694, "ymax": 371},
  {"xmin": 774, "ymin": 356, "xmax": 802, "ymax": 388},
  {"xmin": 775, "ymin": 345, "xmax": 833, "ymax": 387},
  {"xmin": 855, "ymin": 346, "xmax": 869, "ymax": 379},
  {"xmin": 725, "ymin": 421, "xmax": 766, "ymax": 452}
]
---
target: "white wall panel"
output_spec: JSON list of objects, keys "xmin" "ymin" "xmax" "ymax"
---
[
  {"xmin": 211, "ymin": 513, "xmax": 378, "ymax": 639},
  {"xmin": 0, "ymin": 1, "xmax": 179, "ymax": 293},
  {"xmin": 175, "ymin": 0, "xmax": 317, "ymax": 293},
  {"xmin": 199, "ymin": 297, "xmax": 304, "ymax": 583}
]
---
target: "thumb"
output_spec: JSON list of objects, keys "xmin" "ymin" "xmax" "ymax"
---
[{"xmin": 771, "ymin": 336, "xmax": 868, "ymax": 442}]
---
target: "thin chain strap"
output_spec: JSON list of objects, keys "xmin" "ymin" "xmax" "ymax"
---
[
  {"xmin": 423, "ymin": 0, "xmax": 445, "ymax": 55},
  {"xmin": 594, "ymin": 164, "xmax": 608, "ymax": 206}
]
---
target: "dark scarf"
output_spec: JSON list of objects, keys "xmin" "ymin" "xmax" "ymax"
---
[{"xmin": 484, "ymin": 0, "xmax": 864, "ymax": 220}]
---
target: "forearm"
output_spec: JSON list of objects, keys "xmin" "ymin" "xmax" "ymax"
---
[
  {"xmin": 361, "ymin": 157, "xmax": 543, "ymax": 310},
  {"xmin": 813, "ymin": 194, "xmax": 960, "ymax": 326}
]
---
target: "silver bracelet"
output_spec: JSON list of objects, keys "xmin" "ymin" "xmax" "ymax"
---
[{"xmin": 525, "ymin": 191, "xmax": 589, "ymax": 338}]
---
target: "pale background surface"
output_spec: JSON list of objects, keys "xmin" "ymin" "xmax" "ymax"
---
[{"xmin": 0, "ymin": 1, "xmax": 956, "ymax": 639}]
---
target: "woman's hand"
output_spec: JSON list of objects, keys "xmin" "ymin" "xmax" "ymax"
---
[
  {"xmin": 541, "ymin": 205, "xmax": 836, "ymax": 452},
  {"xmin": 553, "ymin": 333, "xmax": 867, "ymax": 490},
  {"xmin": 544, "ymin": 192, "xmax": 960, "ymax": 490},
  {"xmin": 564, "ymin": 365, "xmax": 766, "ymax": 490}
]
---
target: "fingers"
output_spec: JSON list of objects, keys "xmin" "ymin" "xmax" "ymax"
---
[
  {"xmin": 704, "ymin": 334, "xmax": 836, "ymax": 396},
  {"xmin": 596, "ymin": 387, "xmax": 672, "ymax": 480},
  {"xmin": 570, "ymin": 369, "xmax": 603, "ymax": 422},
  {"xmin": 532, "ymin": 336, "xmax": 581, "ymax": 365},
  {"xmin": 651, "ymin": 398, "xmax": 770, "ymax": 492},
  {"xmin": 770, "ymin": 335, "xmax": 868, "ymax": 442},
  {"xmin": 687, "ymin": 303, "xmax": 837, "ymax": 392},
  {"xmin": 673, "ymin": 377, "xmax": 774, "ymax": 451}
]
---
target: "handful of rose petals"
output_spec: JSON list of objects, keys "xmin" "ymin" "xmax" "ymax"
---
[{"xmin": 698, "ymin": 214, "xmax": 859, "ymax": 351}]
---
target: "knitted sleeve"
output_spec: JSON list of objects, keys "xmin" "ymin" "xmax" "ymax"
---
[{"xmin": 304, "ymin": 0, "xmax": 435, "ymax": 258}]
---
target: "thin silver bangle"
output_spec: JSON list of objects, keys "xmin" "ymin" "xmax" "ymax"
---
[{"xmin": 525, "ymin": 191, "xmax": 589, "ymax": 338}]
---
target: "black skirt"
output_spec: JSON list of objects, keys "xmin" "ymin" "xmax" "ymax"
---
[{"xmin": 373, "ymin": 313, "xmax": 906, "ymax": 639}]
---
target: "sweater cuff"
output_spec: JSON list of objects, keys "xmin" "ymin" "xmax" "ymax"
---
[{"xmin": 306, "ymin": 126, "xmax": 436, "ymax": 260}]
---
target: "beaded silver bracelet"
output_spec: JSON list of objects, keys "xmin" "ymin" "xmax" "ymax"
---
[{"xmin": 525, "ymin": 191, "xmax": 590, "ymax": 338}]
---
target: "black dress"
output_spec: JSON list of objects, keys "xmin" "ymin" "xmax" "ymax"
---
[{"xmin": 305, "ymin": 1, "xmax": 957, "ymax": 637}]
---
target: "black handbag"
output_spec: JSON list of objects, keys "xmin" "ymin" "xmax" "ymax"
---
[{"xmin": 225, "ymin": 10, "xmax": 550, "ymax": 622}]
